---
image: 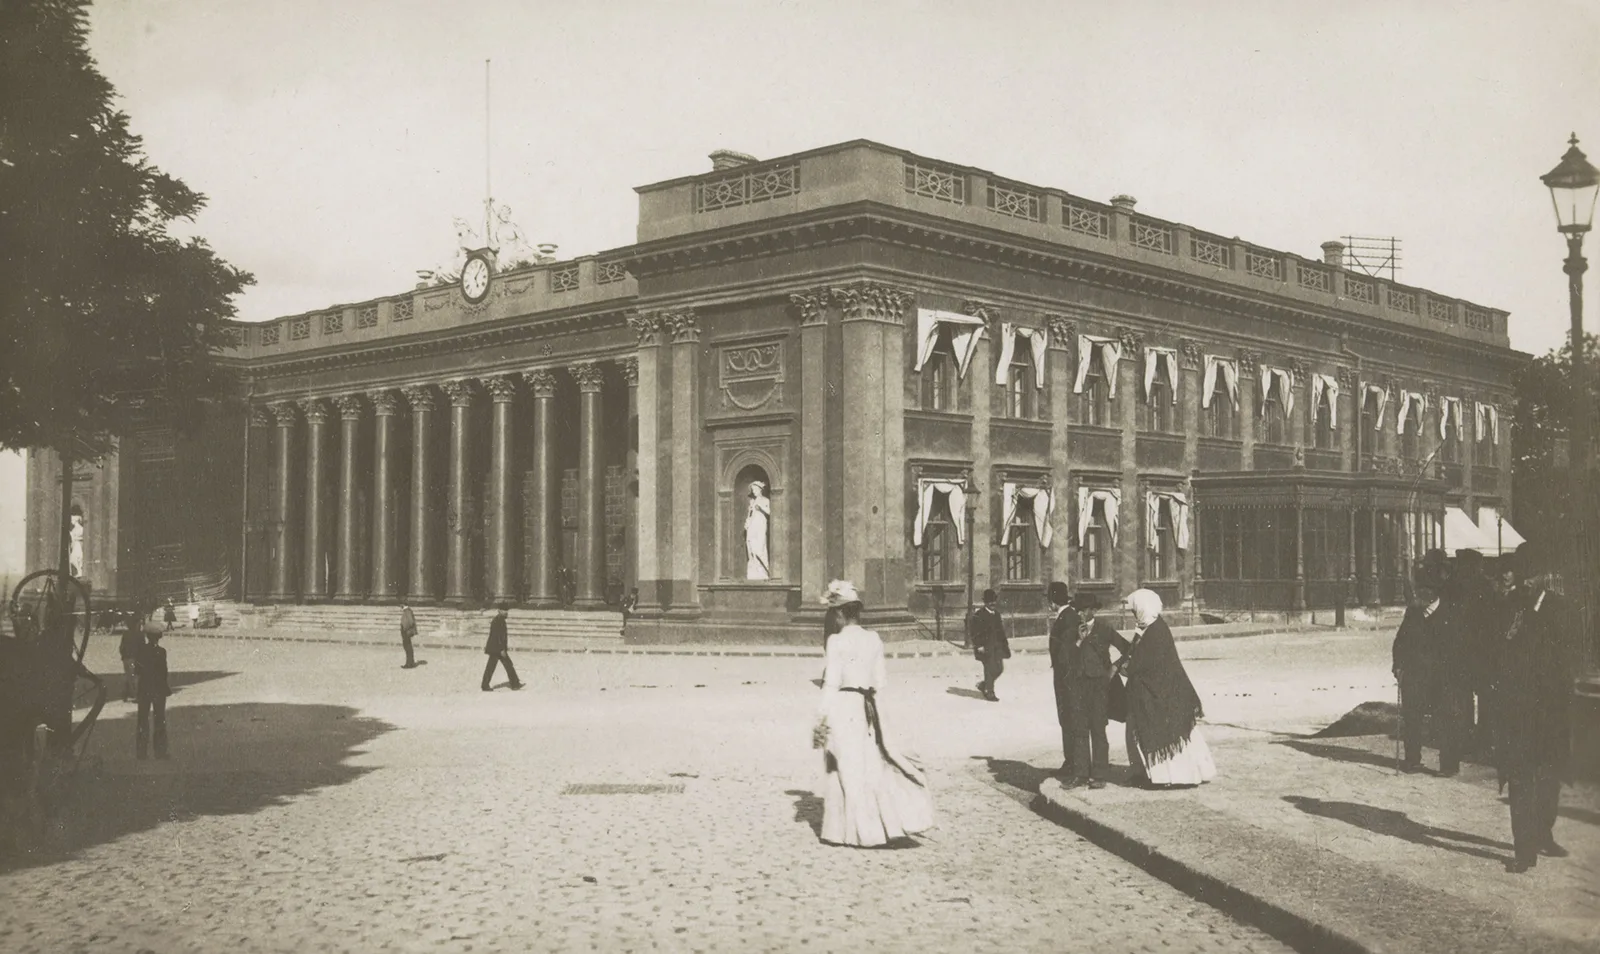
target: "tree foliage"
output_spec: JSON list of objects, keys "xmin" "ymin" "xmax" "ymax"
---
[
  {"xmin": 0, "ymin": 0, "xmax": 253, "ymax": 457},
  {"xmin": 1513, "ymin": 331, "xmax": 1599, "ymax": 479}
]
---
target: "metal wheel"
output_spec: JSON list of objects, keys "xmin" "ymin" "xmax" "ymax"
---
[{"xmin": 7, "ymin": 569, "xmax": 93, "ymax": 663}]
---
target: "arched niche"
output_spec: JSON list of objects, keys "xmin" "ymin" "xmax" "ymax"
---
[{"xmin": 718, "ymin": 449, "xmax": 783, "ymax": 581}]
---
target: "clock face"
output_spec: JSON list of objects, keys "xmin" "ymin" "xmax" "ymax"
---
[{"xmin": 461, "ymin": 256, "xmax": 491, "ymax": 303}]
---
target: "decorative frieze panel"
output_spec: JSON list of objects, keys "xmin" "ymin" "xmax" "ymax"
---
[
  {"xmin": 596, "ymin": 261, "xmax": 628, "ymax": 284},
  {"xmin": 1428, "ymin": 299, "xmax": 1456, "ymax": 323},
  {"xmin": 551, "ymin": 266, "xmax": 579, "ymax": 293},
  {"xmin": 695, "ymin": 163, "xmax": 800, "ymax": 212},
  {"xmin": 1130, "ymin": 220, "xmax": 1174, "ymax": 255},
  {"xmin": 1346, "ymin": 277, "xmax": 1376, "ymax": 305},
  {"xmin": 1191, "ymin": 235, "xmax": 1230, "ymax": 267},
  {"xmin": 903, "ymin": 161, "xmax": 966, "ymax": 204},
  {"xmin": 392, "ymin": 297, "xmax": 414, "ymax": 322},
  {"xmin": 357, "ymin": 304, "xmax": 379, "ymax": 329},
  {"xmin": 288, "ymin": 316, "xmax": 311, "ymax": 341},
  {"xmin": 987, "ymin": 181, "xmax": 1042, "ymax": 221},
  {"xmin": 1062, "ymin": 201, "xmax": 1110, "ymax": 239},
  {"xmin": 261, "ymin": 324, "xmax": 281, "ymax": 346},
  {"xmin": 1297, "ymin": 266, "xmax": 1330, "ymax": 293},
  {"xmin": 1245, "ymin": 249, "xmax": 1282, "ymax": 281},
  {"xmin": 719, "ymin": 339, "xmax": 785, "ymax": 411},
  {"xmin": 1387, "ymin": 288, "xmax": 1417, "ymax": 314},
  {"xmin": 1464, "ymin": 307, "xmax": 1495, "ymax": 332},
  {"xmin": 323, "ymin": 311, "xmax": 344, "ymax": 335}
]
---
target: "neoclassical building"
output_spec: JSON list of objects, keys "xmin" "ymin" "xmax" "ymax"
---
[{"xmin": 26, "ymin": 140, "xmax": 1526, "ymax": 639}]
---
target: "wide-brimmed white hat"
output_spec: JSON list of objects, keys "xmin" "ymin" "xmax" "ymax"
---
[{"xmin": 821, "ymin": 579, "xmax": 861, "ymax": 607}]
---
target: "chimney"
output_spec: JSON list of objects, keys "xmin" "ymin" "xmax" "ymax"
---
[
  {"xmin": 709, "ymin": 149, "xmax": 758, "ymax": 171},
  {"xmin": 536, "ymin": 243, "xmax": 558, "ymax": 264},
  {"xmin": 1109, "ymin": 194, "xmax": 1138, "ymax": 212},
  {"xmin": 1321, "ymin": 241, "xmax": 1346, "ymax": 269}
]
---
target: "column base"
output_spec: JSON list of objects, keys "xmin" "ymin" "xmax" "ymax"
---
[
  {"xmin": 266, "ymin": 592, "xmax": 298, "ymax": 603},
  {"xmin": 573, "ymin": 597, "xmax": 608, "ymax": 610},
  {"xmin": 526, "ymin": 597, "xmax": 561, "ymax": 609}
]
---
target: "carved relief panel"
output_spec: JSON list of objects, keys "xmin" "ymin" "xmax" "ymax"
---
[{"xmin": 718, "ymin": 337, "xmax": 786, "ymax": 412}]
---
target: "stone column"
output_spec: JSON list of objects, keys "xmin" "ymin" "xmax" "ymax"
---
[
  {"xmin": 300, "ymin": 397, "xmax": 332, "ymax": 601},
  {"xmin": 369, "ymin": 390, "xmax": 404, "ymax": 601},
  {"xmin": 522, "ymin": 368, "xmax": 560, "ymax": 607},
  {"xmin": 572, "ymin": 362, "xmax": 607, "ymax": 609},
  {"xmin": 1293, "ymin": 498, "xmax": 1307, "ymax": 613},
  {"xmin": 268, "ymin": 402, "xmax": 299, "ymax": 601},
  {"xmin": 964, "ymin": 301, "xmax": 995, "ymax": 599},
  {"xmin": 1239, "ymin": 352, "xmax": 1259, "ymax": 468},
  {"xmin": 1366, "ymin": 507, "xmax": 1381, "ymax": 606},
  {"xmin": 627, "ymin": 313, "xmax": 665, "ymax": 614},
  {"xmin": 440, "ymin": 379, "xmax": 477, "ymax": 605},
  {"xmin": 403, "ymin": 384, "xmax": 439, "ymax": 601},
  {"xmin": 665, "ymin": 311, "xmax": 704, "ymax": 614},
  {"xmin": 1047, "ymin": 317, "xmax": 1076, "ymax": 586},
  {"xmin": 620, "ymin": 358, "xmax": 640, "ymax": 596},
  {"xmin": 793, "ymin": 294, "xmax": 832, "ymax": 606},
  {"xmin": 245, "ymin": 406, "xmax": 274, "ymax": 601},
  {"xmin": 485, "ymin": 374, "xmax": 518, "ymax": 604},
  {"xmin": 1180, "ymin": 342, "xmax": 1203, "ymax": 601},
  {"xmin": 333, "ymin": 394, "xmax": 365, "ymax": 601}
]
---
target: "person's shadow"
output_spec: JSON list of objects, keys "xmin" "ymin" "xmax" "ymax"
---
[
  {"xmin": 1283, "ymin": 795, "xmax": 1513, "ymax": 863},
  {"xmin": 971, "ymin": 756, "xmax": 1054, "ymax": 795},
  {"xmin": 785, "ymin": 789, "xmax": 823, "ymax": 836},
  {"xmin": 946, "ymin": 687, "xmax": 987, "ymax": 701}
]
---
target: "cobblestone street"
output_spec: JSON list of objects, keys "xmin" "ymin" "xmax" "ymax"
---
[{"xmin": 0, "ymin": 628, "xmax": 1400, "ymax": 953}]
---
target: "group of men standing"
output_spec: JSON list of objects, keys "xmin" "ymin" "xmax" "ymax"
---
[
  {"xmin": 1391, "ymin": 541, "xmax": 1577, "ymax": 873},
  {"xmin": 966, "ymin": 582, "xmax": 1129, "ymax": 789}
]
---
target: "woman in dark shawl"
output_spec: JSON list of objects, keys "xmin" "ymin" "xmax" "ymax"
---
[{"xmin": 1120, "ymin": 589, "xmax": 1215, "ymax": 787}]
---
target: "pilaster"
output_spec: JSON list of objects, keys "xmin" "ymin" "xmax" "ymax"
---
[
  {"xmin": 792, "ymin": 290, "xmax": 832, "ymax": 608},
  {"xmin": 665, "ymin": 309, "xmax": 703, "ymax": 615},
  {"xmin": 1047, "ymin": 315, "xmax": 1076, "ymax": 586},
  {"xmin": 1117, "ymin": 328, "xmax": 1142, "ymax": 591},
  {"xmin": 627, "ymin": 311, "xmax": 666, "ymax": 614}
]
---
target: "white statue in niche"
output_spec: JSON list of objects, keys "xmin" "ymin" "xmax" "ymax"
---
[
  {"xmin": 68, "ymin": 513, "xmax": 85, "ymax": 578},
  {"xmin": 745, "ymin": 481, "xmax": 771, "ymax": 580}
]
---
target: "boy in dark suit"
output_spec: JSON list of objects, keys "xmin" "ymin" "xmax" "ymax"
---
[
  {"xmin": 1060, "ymin": 593, "xmax": 1130, "ymax": 789},
  {"xmin": 119, "ymin": 618, "xmax": 144, "ymax": 702},
  {"xmin": 481, "ymin": 603, "xmax": 523, "ymax": 692},
  {"xmin": 136, "ymin": 630, "xmax": 171, "ymax": 759},
  {"xmin": 970, "ymin": 589, "xmax": 1009, "ymax": 702}
]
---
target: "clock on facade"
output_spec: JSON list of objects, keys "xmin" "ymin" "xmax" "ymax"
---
[{"xmin": 461, "ymin": 252, "xmax": 493, "ymax": 304}]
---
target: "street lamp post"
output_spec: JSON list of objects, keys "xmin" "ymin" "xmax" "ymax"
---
[{"xmin": 1542, "ymin": 133, "xmax": 1600, "ymax": 672}]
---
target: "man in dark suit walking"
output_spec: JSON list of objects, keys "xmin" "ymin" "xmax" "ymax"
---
[
  {"xmin": 399, "ymin": 602, "xmax": 418, "ymax": 669},
  {"xmin": 1059, "ymin": 592, "xmax": 1130, "ymax": 789},
  {"xmin": 1393, "ymin": 581, "xmax": 1463, "ymax": 774},
  {"xmin": 1047, "ymin": 581, "xmax": 1081, "ymax": 777},
  {"xmin": 969, "ymin": 589, "xmax": 1009, "ymax": 702},
  {"xmin": 481, "ymin": 603, "xmax": 523, "ymax": 692},
  {"xmin": 135, "ymin": 630, "xmax": 171, "ymax": 759}
]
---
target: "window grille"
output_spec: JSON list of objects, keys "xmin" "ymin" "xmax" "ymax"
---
[
  {"xmin": 1387, "ymin": 288, "xmax": 1417, "ymax": 314},
  {"xmin": 987, "ymin": 182, "xmax": 1042, "ymax": 221},
  {"xmin": 1245, "ymin": 249, "xmax": 1282, "ymax": 281},
  {"xmin": 695, "ymin": 164, "xmax": 800, "ymax": 212},
  {"xmin": 1428, "ymin": 299, "xmax": 1455, "ymax": 323},
  {"xmin": 551, "ymin": 266, "xmax": 579, "ymax": 293},
  {"xmin": 1346, "ymin": 277, "xmax": 1376, "ymax": 304},
  {"xmin": 1464, "ymin": 307, "xmax": 1494, "ymax": 332},
  {"xmin": 903, "ymin": 161, "xmax": 966, "ymax": 204},
  {"xmin": 1063, "ymin": 201, "xmax": 1110, "ymax": 238},
  {"xmin": 1130, "ymin": 220, "xmax": 1174, "ymax": 254},
  {"xmin": 1191, "ymin": 236, "xmax": 1230, "ymax": 267},
  {"xmin": 1297, "ymin": 266, "xmax": 1330, "ymax": 293}
]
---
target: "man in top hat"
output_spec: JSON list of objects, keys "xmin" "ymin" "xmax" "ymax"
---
[
  {"xmin": 1047, "ymin": 582, "xmax": 1080, "ymax": 777},
  {"xmin": 481, "ymin": 603, "xmax": 523, "ymax": 692},
  {"xmin": 1450, "ymin": 548, "xmax": 1499, "ymax": 750},
  {"xmin": 1056, "ymin": 591, "xmax": 1130, "ymax": 789},
  {"xmin": 1393, "ymin": 579, "xmax": 1463, "ymax": 775},
  {"xmin": 1495, "ymin": 540, "xmax": 1575, "ymax": 873},
  {"xmin": 969, "ymin": 589, "xmax": 1008, "ymax": 702}
]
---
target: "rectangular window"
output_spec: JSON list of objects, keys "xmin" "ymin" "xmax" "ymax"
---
[
  {"xmin": 1143, "ymin": 378, "xmax": 1175, "ymax": 433},
  {"xmin": 1005, "ymin": 360, "xmax": 1035, "ymax": 419},
  {"xmin": 921, "ymin": 328, "xmax": 957, "ymax": 412},
  {"xmin": 920, "ymin": 496, "xmax": 955, "ymax": 583},
  {"xmin": 1204, "ymin": 382, "xmax": 1235, "ymax": 439},
  {"xmin": 1076, "ymin": 368, "xmax": 1110, "ymax": 427},
  {"xmin": 1257, "ymin": 393, "xmax": 1287, "ymax": 444},
  {"xmin": 1401, "ymin": 405, "xmax": 1423, "ymax": 460},
  {"xmin": 1149, "ymin": 499, "xmax": 1177, "ymax": 580},
  {"xmin": 1080, "ymin": 495, "xmax": 1109, "ymax": 582},
  {"xmin": 1477, "ymin": 422, "xmax": 1498, "ymax": 467},
  {"xmin": 1440, "ymin": 406, "xmax": 1461, "ymax": 464},
  {"xmin": 1313, "ymin": 390, "xmax": 1337, "ymax": 450},
  {"xmin": 1004, "ymin": 499, "xmax": 1037, "ymax": 581}
]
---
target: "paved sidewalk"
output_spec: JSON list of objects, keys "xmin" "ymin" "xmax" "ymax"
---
[
  {"xmin": 1035, "ymin": 727, "xmax": 1600, "ymax": 954},
  {"xmin": 168, "ymin": 618, "xmax": 1394, "ymax": 659}
]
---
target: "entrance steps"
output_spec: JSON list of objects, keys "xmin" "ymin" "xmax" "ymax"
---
[{"xmin": 234, "ymin": 603, "xmax": 623, "ymax": 641}]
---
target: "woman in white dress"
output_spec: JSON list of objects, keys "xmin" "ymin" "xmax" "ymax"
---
[
  {"xmin": 1120, "ymin": 588, "xmax": 1216, "ymax": 787},
  {"xmin": 814, "ymin": 581, "xmax": 934, "ymax": 847}
]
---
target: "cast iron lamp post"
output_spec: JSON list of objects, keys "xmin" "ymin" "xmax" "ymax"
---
[{"xmin": 1541, "ymin": 133, "xmax": 1599, "ymax": 474}]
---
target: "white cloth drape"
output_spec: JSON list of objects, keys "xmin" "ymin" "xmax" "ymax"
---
[
  {"xmin": 993, "ymin": 323, "xmax": 1048, "ymax": 388},
  {"xmin": 1310, "ymin": 373, "xmax": 1341, "ymax": 429},
  {"xmin": 1073, "ymin": 335, "xmax": 1123, "ymax": 398},
  {"xmin": 1000, "ymin": 482, "xmax": 1054, "ymax": 548},
  {"xmin": 912, "ymin": 480, "xmax": 967, "ymax": 547},
  {"xmin": 1361, "ymin": 382, "xmax": 1390, "ymax": 432},
  {"xmin": 914, "ymin": 308, "xmax": 986, "ymax": 379},
  {"xmin": 1075, "ymin": 487, "xmax": 1121, "ymax": 548},
  {"xmin": 1202, "ymin": 356, "xmax": 1240, "ymax": 410},
  {"xmin": 1396, "ymin": 391, "xmax": 1427, "ymax": 435},
  {"xmin": 1259, "ymin": 366, "xmax": 1295, "ymax": 417},
  {"xmin": 1437, "ymin": 396, "xmax": 1463, "ymax": 440},
  {"xmin": 1142, "ymin": 347, "xmax": 1179, "ymax": 404},
  {"xmin": 1475, "ymin": 402, "xmax": 1501, "ymax": 445},
  {"xmin": 1144, "ymin": 491, "xmax": 1191, "ymax": 552}
]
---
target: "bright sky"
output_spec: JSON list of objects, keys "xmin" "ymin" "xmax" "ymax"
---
[{"xmin": 4, "ymin": 0, "xmax": 1599, "ymax": 571}]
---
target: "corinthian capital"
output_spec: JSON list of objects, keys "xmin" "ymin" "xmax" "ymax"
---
[
  {"xmin": 370, "ymin": 390, "xmax": 405, "ymax": 416},
  {"xmin": 830, "ymin": 281, "xmax": 912, "ymax": 324},
  {"xmin": 960, "ymin": 299, "xmax": 994, "ymax": 323},
  {"xmin": 789, "ymin": 289, "xmax": 830, "ymax": 327},
  {"xmin": 299, "ymin": 398, "xmax": 332, "ymax": 425},
  {"xmin": 485, "ymin": 375, "xmax": 518, "ymax": 403},
  {"xmin": 618, "ymin": 357, "xmax": 640, "ymax": 387},
  {"xmin": 439, "ymin": 379, "xmax": 478, "ymax": 407},
  {"xmin": 626, "ymin": 310, "xmax": 662, "ymax": 347},
  {"xmin": 250, "ymin": 405, "xmax": 275, "ymax": 428},
  {"xmin": 522, "ymin": 368, "xmax": 559, "ymax": 397},
  {"xmin": 269, "ymin": 402, "xmax": 300, "ymax": 427},
  {"xmin": 401, "ymin": 384, "xmax": 439, "ymax": 413},
  {"xmin": 334, "ymin": 394, "xmax": 366, "ymax": 421},
  {"xmin": 664, "ymin": 309, "xmax": 699, "ymax": 344},
  {"xmin": 570, "ymin": 362, "xmax": 606, "ymax": 393},
  {"xmin": 1046, "ymin": 315, "xmax": 1076, "ymax": 348}
]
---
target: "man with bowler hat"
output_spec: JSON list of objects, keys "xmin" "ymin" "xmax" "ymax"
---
[
  {"xmin": 1047, "ymin": 582, "xmax": 1080, "ymax": 776},
  {"xmin": 969, "ymin": 589, "xmax": 1009, "ymax": 702},
  {"xmin": 481, "ymin": 603, "xmax": 523, "ymax": 692},
  {"xmin": 1059, "ymin": 592, "xmax": 1129, "ymax": 789}
]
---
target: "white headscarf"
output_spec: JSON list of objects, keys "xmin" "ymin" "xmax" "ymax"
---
[{"xmin": 1126, "ymin": 588, "xmax": 1164, "ymax": 630}]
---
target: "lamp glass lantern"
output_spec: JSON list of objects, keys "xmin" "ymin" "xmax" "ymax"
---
[{"xmin": 1542, "ymin": 134, "xmax": 1600, "ymax": 235}]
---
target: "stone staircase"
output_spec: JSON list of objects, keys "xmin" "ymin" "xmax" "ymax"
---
[{"xmin": 232, "ymin": 603, "xmax": 624, "ymax": 641}]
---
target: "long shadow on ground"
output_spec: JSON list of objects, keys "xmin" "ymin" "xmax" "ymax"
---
[
  {"xmin": 3, "ymin": 702, "xmax": 393, "ymax": 872},
  {"xmin": 100, "ymin": 669, "xmax": 237, "ymax": 702},
  {"xmin": 1283, "ymin": 795, "xmax": 1513, "ymax": 864}
]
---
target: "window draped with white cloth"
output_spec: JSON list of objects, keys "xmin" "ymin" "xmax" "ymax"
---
[
  {"xmin": 1258, "ymin": 366, "xmax": 1295, "ymax": 416},
  {"xmin": 1474, "ymin": 402, "xmax": 1501, "ymax": 444},
  {"xmin": 993, "ymin": 323, "xmax": 1048, "ymax": 388},
  {"xmin": 911, "ymin": 480, "xmax": 967, "ymax": 547},
  {"xmin": 1201, "ymin": 355, "xmax": 1240, "ymax": 409},
  {"xmin": 1396, "ymin": 390, "xmax": 1428, "ymax": 434},
  {"xmin": 1360, "ymin": 381, "xmax": 1390, "ymax": 431},
  {"xmin": 1073, "ymin": 334, "xmax": 1124, "ymax": 398},
  {"xmin": 1310, "ymin": 372, "xmax": 1341, "ymax": 428},
  {"xmin": 1437, "ymin": 396, "xmax": 1464, "ymax": 440},
  {"xmin": 913, "ymin": 308, "xmax": 985, "ymax": 379},
  {"xmin": 1144, "ymin": 490, "xmax": 1191, "ymax": 551},
  {"xmin": 1142, "ymin": 347, "xmax": 1179, "ymax": 404},
  {"xmin": 1075, "ymin": 487, "xmax": 1120, "ymax": 547},
  {"xmin": 1000, "ymin": 482, "xmax": 1054, "ymax": 547}
]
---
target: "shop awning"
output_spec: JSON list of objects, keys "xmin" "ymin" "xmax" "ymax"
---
[
  {"xmin": 1471, "ymin": 506, "xmax": 1526, "ymax": 558},
  {"xmin": 1443, "ymin": 506, "xmax": 1495, "ymax": 555}
]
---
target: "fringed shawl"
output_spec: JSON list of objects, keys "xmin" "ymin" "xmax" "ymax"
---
[{"xmin": 1124, "ymin": 618, "xmax": 1205, "ymax": 764}]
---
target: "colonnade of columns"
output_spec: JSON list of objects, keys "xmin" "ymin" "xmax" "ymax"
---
[{"xmin": 254, "ymin": 359, "xmax": 637, "ymax": 606}]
